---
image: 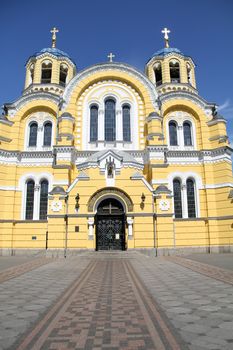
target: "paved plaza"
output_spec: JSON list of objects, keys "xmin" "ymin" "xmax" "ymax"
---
[{"xmin": 0, "ymin": 252, "xmax": 233, "ymax": 349}]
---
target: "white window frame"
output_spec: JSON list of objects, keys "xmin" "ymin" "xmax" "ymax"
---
[
  {"xmin": 24, "ymin": 113, "xmax": 54, "ymax": 151},
  {"xmin": 166, "ymin": 112, "xmax": 197, "ymax": 150},
  {"xmin": 82, "ymin": 82, "xmax": 139, "ymax": 150},
  {"xmin": 168, "ymin": 172, "xmax": 201, "ymax": 218},
  {"xmin": 20, "ymin": 173, "xmax": 52, "ymax": 220}
]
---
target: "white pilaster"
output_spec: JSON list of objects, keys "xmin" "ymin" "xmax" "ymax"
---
[
  {"xmin": 116, "ymin": 109, "xmax": 123, "ymax": 141},
  {"xmin": 127, "ymin": 217, "xmax": 134, "ymax": 240},
  {"xmin": 88, "ymin": 217, "xmax": 95, "ymax": 240}
]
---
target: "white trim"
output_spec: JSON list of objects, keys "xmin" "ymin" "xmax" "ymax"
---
[
  {"xmin": 0, "ymin": 186, "xmax": 20, "ymax": 191},
  {"xmin": 93, "ymin": 194, "xmax": 127, "ymax": 214},
  {"xmin": 202, "ymin": 183, "xmax": 233, "ymax": 189}
]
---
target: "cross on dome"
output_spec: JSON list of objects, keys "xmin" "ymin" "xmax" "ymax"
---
[
  {"xmin": 107, "ymin": 52, "xmax": 115, "ymax": 62},
  {"xmin": 161, "ymin": 27, "xmax": 171, "ymax": 48},
  {"xmin": 50, "ymin": 27, "xmax": 59, "ymax": 48}
]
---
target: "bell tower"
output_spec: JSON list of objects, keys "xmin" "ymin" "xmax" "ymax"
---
[
  {"xmin": 24, "ymin": 27, "xmax": 76, "ymax": 96},
  {"xmin": 146, "ymin": 28, "xmax": 197, "ymax": 95}
]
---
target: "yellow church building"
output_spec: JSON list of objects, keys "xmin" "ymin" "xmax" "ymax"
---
[{"xmin": 0, "ymin": 28, "xmax": 233, "ymax": 256}]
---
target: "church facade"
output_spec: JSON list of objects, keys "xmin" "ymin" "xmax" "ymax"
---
[{"xmin": 0, "ymin": 29, "xmax": 233, "ymax": 256}]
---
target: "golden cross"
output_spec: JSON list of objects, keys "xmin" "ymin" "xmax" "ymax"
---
[
  {"xmin": 50, "ymin": 27, "xmax": 59, "ymax": 48},
  {"xmin": 161, "ymin": 27, "xmax": 171, "ymax": 48},
  {"xmin": 107, "ymin": 52, "xmax": 115, "ymax": 62}
]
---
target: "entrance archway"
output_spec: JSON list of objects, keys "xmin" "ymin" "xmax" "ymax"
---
[{"xmin": 95, "ymin": 198, "xmax": 126, "ymax": 251}]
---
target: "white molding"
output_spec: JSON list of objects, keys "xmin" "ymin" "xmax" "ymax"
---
[
  {"xmin": 0, "ymin": 186, "xmax": 20, "ymax": 191},
  {"xmin": 63, "ymin": 62, "xmax": 158, "ymax": 110},
  {"xmin": 202, "ymin": 183, "xmax": 233, "ymax": 190}
]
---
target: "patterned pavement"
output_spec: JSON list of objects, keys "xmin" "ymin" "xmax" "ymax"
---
[
  {"xmin": 0, "ymin": 252, "xmax": 233, "ymax": 350},
  {"xmin": 0, "ymin": 258, "xmax": 53, "ymax": 283}
]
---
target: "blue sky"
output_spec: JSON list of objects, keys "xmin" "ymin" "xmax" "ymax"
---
[{"xmin": 0, "ymin": 0, "xmax": 233, "ymax": 145}]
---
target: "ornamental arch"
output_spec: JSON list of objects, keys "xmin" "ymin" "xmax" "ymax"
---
[{"xmin": 87, "ymin": 187, "xmax": 134, "ymax": 213}]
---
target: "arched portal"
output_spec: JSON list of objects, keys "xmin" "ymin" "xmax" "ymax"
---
[{"xmin": 95, "ymin": 198, "xmax": 126, "ymax": 251}]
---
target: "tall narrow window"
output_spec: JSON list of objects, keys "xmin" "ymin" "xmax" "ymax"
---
[
  {"xmin": 186, "ymin": 179, "xmax": 196, "ymax": 218},
  {"xmin": 28, "ymin": 122, "xmax": 38, "ymax": 147},
  {"xmin": 25, "ymin": 180, "xmax": 35, "ymax": 220},
  {"xmin": 187, "ymin": 63, "xmax": 192, "ymax": 84},
  {"xmin": 59, "ymin": 63, "xmax": 68, "ymax": 86},
  {"xmin": 170, "ymin": 60, "xmax": 180, "ymax": 83},
  {"xmin": 29, "ymin": 64, "xmax": 35, "ymax": 84},
  {"xmin": 90, "ymin": 105, "xmax": 98, "ymax": 142},
  {"xmin": 43, "ymin": 122, "xmax": 52, "ymax": 146},
  {"xmin": 173, "ymin": 179, "xmax": 182, "ymax": 218},
  {"xmin": 105, "ymin": 99, "xmax": 116, "ymax": 142},
  {"xmin": 154, "ymin": 63, "xmax": 162, "ymax": 86},
  {"xmin": 169, "ymin": 121, "xmax": 178, "ymax": 146},
  {"xmin": 39, "ymin": 180, "xmax": 49, "ymax": 220},
  {"xmin": 123, "ymin": 104, "xmax": 131, "ymax": 142},
  {"xmin": 41, "ymin": 60, "xmax": 52, "ymax": 84},
  {"xmin": 183, "ymin": 122, "xmax": 192, "ymax": 146}
]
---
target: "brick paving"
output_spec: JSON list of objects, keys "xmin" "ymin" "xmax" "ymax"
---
[
  {"xmin": 0, "ymin": 258, "xmax": 54, "ymax": 283},
  {"xmin": 1, "ymin": 252, "xmax": 233, "ymax": 350},
  {"xmin": 166, "ymin": 256, "xmax": 233, "ymax": 285},
  {"xmin": 15, "ymin": 254, "xmax": 185, "ymax": 350}
]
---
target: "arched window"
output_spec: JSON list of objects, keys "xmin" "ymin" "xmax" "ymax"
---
[
  {"xmin": 43, "ymin": 122, "xmax": 52, "ymax": 146},
  {"xmin": 187, "ymin": 63, "xmax": 192, "ymax": 84},
  {"xmin": 39, "ymin": 179, "xmax": 49, "ymax": 220},
  {"xmin": 169, "ymin": 60, "xmax": 180, "ymax": 83},
  {"xmin": 186, "ymin": 179, "xmax": 196, "ymax": 218},
  {"xmin": 173, "ymin": 179, "xmax": 182, "ymax": 218},
  {"xmin": 169, "ymin": 121, "xmax": 178, "ymax": 146},
  {"xmin": 183, "ymin": 121, "xmax": 192, "ymax": 146},
  {"xmin": 59, "ymin": 63, "xmax": 68, "ymax": 86},
  {"xmin": 90, "ymin": 105, "xmax": 98, "ymax": 142},
  {"xmin": 41, "ymin": 60, "xmax": 52, "ymax": 84},
  {"xmin": 122, "ymin": 104, "xmax": 131, "ymax": 142},
  {"xmin": 25, "ymin": 180, "xmax": 35, "ymax": 220},
  {"xmin": 28, "ymin": 122, "xmax": 38, "ymax": 147},
  {"xmin": 154, "ymin": 62, "xmax": 162, "ymax": 86},
  {"xmin": 105, "ymin": 99, "xmax": 116, "ymax": 142},
  {"xmin": 29, "ymin": 64, "xmax": 34, "ymax": 84}
]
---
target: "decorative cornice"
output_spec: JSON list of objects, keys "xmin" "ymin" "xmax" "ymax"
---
[
  {"xmin": 146, "ymin": 112, "xmax": 162, "ymax": 123},
  {"xmin": 88, "ymin": 187, "xmax": 134, "ymax": 212},
  {"xmin": 0, "ymin": 136, "xmax": 12, "ymax": 143},
  {"xmin": 26, "ymin": 52, "xmax": 76, "ymax": 68},
  {"xmin": 58, "ymin": 113, "xmax": 75, "ymax": 123},
  {"xmin": 0, "ymin": 117, "xmax": 14, "ymax": 126},
  {"xmin": 63, "ymin": 62, "xmax": 158, "ymax": 110},
  {"xmin": 207, "ymin": 118, "xmax": 227, "ymax": 126},
  {"xmin": 159, "ymin": 90, "xmax": 215, "ymax": 111},
  {"xmin": 4, "ymin": 92, "xmax": 60, "ymax": 117}
]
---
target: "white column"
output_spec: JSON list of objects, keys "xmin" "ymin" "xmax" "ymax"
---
[
  {"xmin": 88, "ymin": 217, "xmax": 94, "ymax": 240},
  {"xmin": 34, "ymin": 184, "xmax": 40, "ymax": 220},
  {"xmin": 182, "ymin": 183, "xmax": 188, "ymax": 218},
  {"xmin": 98, "ymin": 109, "xmax": 104, "ymax": 141},
  {"xmin": 127, "ymin": 217, "xmax": 134, "ymax": 240},
  {"xmin": 116, "ymin": 109, "xmax": 123, "ymax": 141}
]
